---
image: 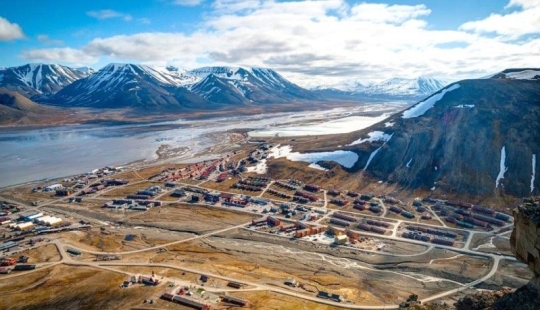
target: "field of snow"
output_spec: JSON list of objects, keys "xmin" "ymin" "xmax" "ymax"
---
[
  {"xmin": 269, "ymin": 145, "xmax": 358, "ymax": 169},
  {"xmin": 496, "ymin": 146, "xmax": 508, "ymax": 188},
  {"xmin": 505, "ymin": 69, "xmax": 540, "ymax": 80},
  {"xmin": 402, "ymin": 84, "xmax": 460, "ymax": 119}
]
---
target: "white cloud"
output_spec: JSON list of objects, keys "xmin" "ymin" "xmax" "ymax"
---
[
  {"xmin": 20, "ymin": 1, "xmax": 540, "ymax": 86},
  {"xmin": 460, "ymin": 0, "xmax": 540, "ymax": 38},
  {"xmin": 173, "ymin": 0, "xmax": 203, "ymax": 6},
  {"xmin": 87, "ymin": 9, "xmax": 132, "ymax": 21},
  {"xmin": 37, "ymin": 34, "xmax": 64, "ymax": 45},
  {"xmin": 0, "ymin": 16, "xmax": 24, "ymax": 41},
  {"xmin": 21, "ymin": 47, "xmax": 99, "ymax": 65}
]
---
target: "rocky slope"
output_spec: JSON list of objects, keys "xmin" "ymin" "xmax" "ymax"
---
[
  {"xmin": 0, "ymin": 88, "xmax": 59, "ymax": 125},
  {"xmin": 0, "ymin": 64, "xmax": 91, "ymax": 99},
  {"xmin": 334, "ymin": 71, "xmax": 540, "ymax": 198}
]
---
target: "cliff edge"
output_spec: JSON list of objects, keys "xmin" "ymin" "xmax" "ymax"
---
[{"xmin": 492, "ymin": 197, "xmax": 540, "ymax": 309}]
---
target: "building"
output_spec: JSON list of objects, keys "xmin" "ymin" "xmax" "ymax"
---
[
  {"xmin": 284, "ymin": 278, "xmax": 298, "ymax": 287},
  {"xmin": 334, "ymin": 234, "xmax": 348, "ymax": 245},
  {"xmin": 14, "ymin": 222, "xmax": 34, "ymax": 231},
  {"xmin": 44, "ymin": 184, "xmax": 63, "ymax": 192}
]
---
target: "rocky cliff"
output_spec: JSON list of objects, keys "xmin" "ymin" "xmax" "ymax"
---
[{"xmin": 492, "ymin": 197, "xmax": 540, "ymax": 309}]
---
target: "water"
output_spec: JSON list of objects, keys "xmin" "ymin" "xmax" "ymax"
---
[{"xmin": 0, "ymin": 103, "xmax": 406, "ymax": 188}]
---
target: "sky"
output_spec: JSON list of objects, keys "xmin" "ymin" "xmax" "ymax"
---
[{"xmin": 0, "ymin": 0, "xmax": 539, "ymax": 86}]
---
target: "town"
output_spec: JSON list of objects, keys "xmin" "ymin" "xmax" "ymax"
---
[{"xmin": 0, "ymin": 142, "xmax": 524, "ymax": 309}]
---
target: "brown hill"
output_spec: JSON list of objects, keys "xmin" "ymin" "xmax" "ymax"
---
[{"xmin": 0, "ymin": 88, "xmax": 60, "ymax": 125}]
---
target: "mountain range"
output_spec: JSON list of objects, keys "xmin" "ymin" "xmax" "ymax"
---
[
  {"xmin": 312, "ymin": 77, "xmax": 448, "ymax": 101},
  {"xmin": 0, "ymin": 63, "xmax": 451, "ymax": 109},
  {"xmin": 332, "ymin": 68, "xmax": 540, "ymax": 198}
]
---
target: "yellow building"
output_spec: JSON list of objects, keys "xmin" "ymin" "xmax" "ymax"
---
[{"xmin": 334, "ymin": 234, "xmax": 348, "ymax": 245}]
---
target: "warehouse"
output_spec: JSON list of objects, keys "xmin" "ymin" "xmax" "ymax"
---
[{"xmin": 14, "ymin": 222, "xmax": 34, "ymax": 231}]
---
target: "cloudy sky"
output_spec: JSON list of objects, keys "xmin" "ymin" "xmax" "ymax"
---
[{"xmin": 1, "ymin": 0, "xmax": 538, "ymax": 86}]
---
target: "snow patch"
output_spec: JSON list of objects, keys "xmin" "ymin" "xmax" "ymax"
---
[
  {"xmin": 531, "ymin": 154, "xmax": 536, "ymax": 193},
  {"xmin": 454, "ymin": 104, "xmax": 475, "ymax": 108},
  {"xmin": 348, "ymin": 131, "xmax": 393, "ymax": 146},
  {"xmin": 384, "ymin": 122, "xmax": 394, "ymax": 127},
  {"xmin": 504, "ymin": 69, "xmax": 540, "ymax": 80},
  {"xmin": 247, "ymin": 159, "xmax": 267, "ymax": 174},
  {"xmin": 308, "ymin": 163, "xmax": 328, "ymax": 171},
  {"xmin": 406, "ymin": 158, "xmax": 413, "ymax": 168},
  {"xmin": 495, "ymin": 146, "xmax": 508, "ymax": 188},
  {"xmin": 270, "ymin": 145, "xmax": 358, "ymax": 169},
  {"xmin": 363, "ymin": 135, "xmax": 393, "ymax": 171},
  {"xmin": 402, "ymin": 84, "xmax": 460, "ymax": 119}
]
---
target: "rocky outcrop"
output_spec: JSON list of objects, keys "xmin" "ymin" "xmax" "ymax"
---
[
  {"xmin": 454, "ymin": 288, "xmax": 513, "ymax": 310},
  {"xmin": 510, "ymin": 197, "xmax": 540, "ymax": 283},
  {"xmin": 491, "ymin": 197, "xmax": 540, "ymax": 309}
]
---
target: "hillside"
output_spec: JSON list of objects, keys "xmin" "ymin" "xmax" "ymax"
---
[
  {"xmin": 0, "ymin": 88, "xmax": 60, "ymax": 125},
  {"xmin": 338, "ymin": 75, "xmax": 540, "ymax": 198}
]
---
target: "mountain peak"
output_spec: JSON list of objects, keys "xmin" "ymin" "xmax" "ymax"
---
[{"xmin": 0, "ymin": 63, "xmax": 93, "ymax": 98}]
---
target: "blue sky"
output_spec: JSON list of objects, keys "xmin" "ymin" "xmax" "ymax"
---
[{"xmin": 1, "ymin": 0, "xmax": 538, "ymax": 85}]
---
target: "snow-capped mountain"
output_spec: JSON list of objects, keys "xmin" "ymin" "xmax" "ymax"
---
[
  {"xmin": 363, "ymin": 77, "xmax": 446, "ymax": 97},
  {"xmin": 187, "ymin": 66, "xmax": 319, "ymax": 105},
  {"xmin": 313, "ymin": 77, "xmax": 448, "ymax": 101},
  {"xmin": 0, "ymin": 64, "xmax": 93, "ymax": 98},
  {"xmin": 50, "ymin": 64, "xmax": 317, "ymax": 109},
  {"xmin": 51, "ymin": 63, "xmax": 200, "ymax": 108}
]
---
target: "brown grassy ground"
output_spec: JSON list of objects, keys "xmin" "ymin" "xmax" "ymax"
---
[
  {"xmin": 15, "ymin": 243, "xmax": 62, "ymax": 263},
  {"xmin": 118, "ymin": 236, "xmax": 460, "ymax": 306},
  {"xmin": 98, "ymin": 181, "xmax": 158, "ymax": 198},
  {"xmin": 228, "ymin": 291, "xmax": 341, "ymax": 310},
  {"xmin": 125, "ymin": 203, "xmax": 255, "ymax": 234},
  {"xmin": 0, "ymin": 265, "xmax": 164, "ymax": 310}
]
